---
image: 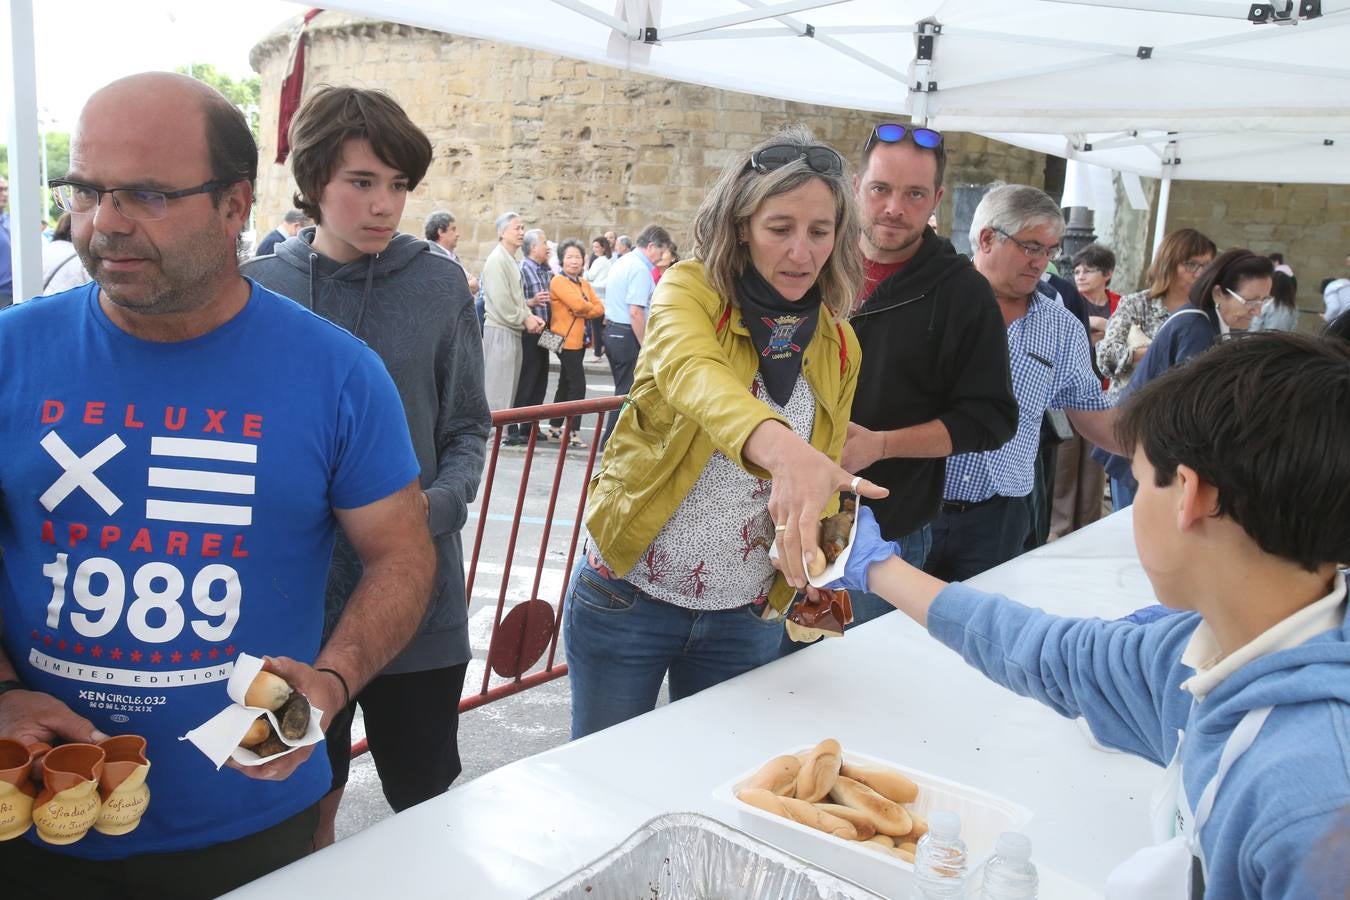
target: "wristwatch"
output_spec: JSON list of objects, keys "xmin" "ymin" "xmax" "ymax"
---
[{"xmin": 0, "ymin": 679, "xmax": 26, "ymax": 698}]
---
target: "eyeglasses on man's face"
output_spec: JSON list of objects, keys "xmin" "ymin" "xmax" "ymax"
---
[
  {"xmin": 49, "ymin": 178, "xmax": 234, "ymax": 221},
  {"xmin": 748, "ymin": 144, "xmax": 844, "ymax": 177},
  {"xmin": 994, "ymin": 227, "xmax": 1060, "ymax": 261}
]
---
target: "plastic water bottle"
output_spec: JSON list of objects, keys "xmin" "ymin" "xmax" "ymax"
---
[
  {"xmin": 911, "ymin": 810, "xmax": 968, "ymax": 899},
  {"xmin": 981, "ymin": 832, "xmax": 1038, "ymax": 899}
]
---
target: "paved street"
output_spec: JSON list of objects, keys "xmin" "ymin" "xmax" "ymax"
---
[{"xmin": 335, "ymin": 351, "xmax": 671, "ymax": 839}]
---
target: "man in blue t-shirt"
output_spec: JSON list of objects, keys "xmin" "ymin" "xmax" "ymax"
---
[{"xmin": 0, "ymin": 73, "xmax": 434, "ymax": 897}]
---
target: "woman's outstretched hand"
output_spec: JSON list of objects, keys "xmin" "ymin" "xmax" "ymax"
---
[{"xmin": 746, "ymin": 421, "xmax": 888, "ymax": 590}]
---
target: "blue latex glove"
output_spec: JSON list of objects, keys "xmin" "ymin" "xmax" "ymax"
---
[{"xmin": 826, "ymin": 504, "xmax": 901, "ymax": 593}]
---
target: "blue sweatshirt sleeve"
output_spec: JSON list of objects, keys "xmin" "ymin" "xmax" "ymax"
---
[{"xmin": 926, "ymin": 583, "xmax": 1199, "ymax": 765}]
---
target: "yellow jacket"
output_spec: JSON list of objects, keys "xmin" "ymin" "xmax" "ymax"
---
[
  {"xmin": 549, "ymin": 274, "xmax": 605, "ymax": 351},
  {"xmin": 585, "ymin": 259, "xmax": 862, "ymax": 613}
]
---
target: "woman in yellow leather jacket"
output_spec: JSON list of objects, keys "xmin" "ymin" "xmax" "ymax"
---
[{"xmin": 565, "ymin": 126, "xmax": 887, "ymax": 739}]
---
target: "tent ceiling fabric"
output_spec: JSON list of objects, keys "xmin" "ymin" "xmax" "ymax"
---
[
  {"xmin": 322, "ymin": 0, "xmax": 1350, "ymax": 134},
  {"xmin": 987, "ymin": 129, "xmax": 1350, "ymax": 184}
]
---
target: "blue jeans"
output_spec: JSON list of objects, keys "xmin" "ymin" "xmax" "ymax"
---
[
  {"xmin": 564, "ymin": 559, "xmax": 785, "ymax": 740},
  {"xmin": 1110, "ymin": 475, "xmax": 1137, "ymax": 512},
  {"xmin": 925, "ymin": 496, "xmax": 1030, "ymax": 583}
]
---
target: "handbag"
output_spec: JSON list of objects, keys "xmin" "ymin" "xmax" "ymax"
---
[{"xmin": 538, "ymin": 315, "xmax": 579, "ymax": 355}]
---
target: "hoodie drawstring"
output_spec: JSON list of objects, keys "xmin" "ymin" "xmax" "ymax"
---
[
  {"xmin": 305, "ymin": 249, "xmax": 373, "ymax": 339},
  {"xmin": 351, "ymin": 254, "xmax": 374, "ymax": 338}
]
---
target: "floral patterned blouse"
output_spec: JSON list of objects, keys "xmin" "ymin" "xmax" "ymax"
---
[
  {"xmin": 596, "ymin": 373, "xmax": 816, "ymax": 611},
  {"xmin": 1096, "ymin": 289, "xmax": 1173, "ymax": 403}
]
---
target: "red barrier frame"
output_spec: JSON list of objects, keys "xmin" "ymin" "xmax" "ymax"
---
[{"xmin": 351, "ymin": 395, "xmax": 622, "ymax": 758}]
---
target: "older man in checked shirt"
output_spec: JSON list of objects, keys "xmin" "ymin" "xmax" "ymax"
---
[{"xmin": 924, "ymin": 185, "xmax": 1123, "ymax": 583}]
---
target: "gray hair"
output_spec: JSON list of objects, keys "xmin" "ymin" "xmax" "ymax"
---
[
  {"xmin": 424, "ymin": 210, "xmax": 454, "ymax": 241},
  {"xmin": 495, "ymin": 211, "xmax": 521, "ymax": 235},
  {"xmin": 522, "ymin": 228, "xmax": 546, "ymax": 256},
  {"xmin": 282, "ymin": 208, "xmax": 308, "ymax": 225},
  {"xmin": 616, "ymin": 235, "xmax": 633, "ymax": 251},
  {"xmin": 634, "ymin": 224, "xmax": 672, "ymax": 251},
  {"xmin": 968, "ymin": 183, "xmax": 1064, "ymax": 251}
]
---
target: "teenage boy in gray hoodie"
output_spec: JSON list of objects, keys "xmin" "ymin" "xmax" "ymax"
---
[{"xmin": 243, "ymin": 86, "xmax": 490, "ymax": 846}]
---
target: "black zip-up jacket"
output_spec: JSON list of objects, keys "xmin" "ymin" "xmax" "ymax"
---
[{"xmin": 850, "ymin": 227, "xmax": 1017, "ymax": 540}]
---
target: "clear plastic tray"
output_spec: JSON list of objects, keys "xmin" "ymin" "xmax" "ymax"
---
[
  {"xmin": 531, "ymin": 811, "xmax": 884, "ymax": 899},
  {"xmin": 714, "ymin": 746, "xmax": 1032, "ymax": 893}
]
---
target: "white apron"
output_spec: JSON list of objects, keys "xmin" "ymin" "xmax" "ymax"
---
[{"xmin": 1104, "ymin": 705, "xmax": 1273, "ymax": 900}]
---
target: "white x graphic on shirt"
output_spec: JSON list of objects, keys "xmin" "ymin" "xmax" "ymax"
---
[{"xmin": 39, "ymin": 431, "xmax": 126, "ymax": 515}]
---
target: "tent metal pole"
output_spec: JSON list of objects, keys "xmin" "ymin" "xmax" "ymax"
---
[
  {"xmin": 6, "ymin": 0, "xmax": 43, "ymax": 304},
  {"xmin": 547, "ymin": 0, "xmax": 638, "ymax": 36},
  {"xmin": 1152, "ymin": 175, "xmax": 1173, "ymax": 256},
  {"xmin": 910, "ymin": 19, "xmax": 940, "ymax": 126},
  {"xmin": 1036, "ymin": 0, "xmax": 1269, "ymax": 19},
  {"xmin": 659, "ymin": 0, "xmax": 849, "ymax": 40}
]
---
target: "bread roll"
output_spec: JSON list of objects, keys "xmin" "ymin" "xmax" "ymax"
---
[
  {"xmin": 743, "ymin": 755, "xmax": 801, "ymax": 796},
  {"xmin": 736, "ymin": 789, "xmax": 857, "ymax": 841},
  {"xmin": 866, "ymin": 834, "xmax": 895, "ymax": 848},
  {"xmin": 780, "ymin": 797, "xmax": 858, "ymax": 841},
  {"xmin": 839, "ymin": 762, "xmax": 920, "ymax": 804},
  {"xmin": 814, "ymin": 803, "xmax": 877, "ymax": 841},
  {"xmin": 904, "ymin": 811, "xmax": 929, "ymax": 843},
  {"xmin": 893, "ymin": 846, "xmax": 916, "ymax": 863},
  {"xmin": 239, "ymin": 716, "xmax": 270, "ymax": 748},
  {"xmin": 738, "ymin": 787, "xmax": 790, "ymax": 816},
  {"xmin": 794, "ymin": 738, "xmax": 842, "ymax": 802},
  {"xmin": 244, "ymin": 671, "xmax": 292, "ymax": 711},
  {"xmin": 827, "ymin": 774, "xmax": 913, "ymax": 836},
  {"xmin": 898, "ymin": 841, "xmax": 918, "ymax": 854}
]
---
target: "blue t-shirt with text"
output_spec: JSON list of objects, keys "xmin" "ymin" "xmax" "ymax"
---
[{"xmin": 0, "ymin": 281, "xmax": 419, "ymax": 858}]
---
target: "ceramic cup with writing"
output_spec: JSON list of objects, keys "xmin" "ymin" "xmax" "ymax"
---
[
  {"xmin": 93, "ymin": 735, "xmax": 150, "ymax": 836},
  {"xmin": 0, "ymin": 739, "xmax": 49, "ymax": 841},
  {"xmin": 32, "ymin": 743, "xmax": 104, "ymax": 845}
]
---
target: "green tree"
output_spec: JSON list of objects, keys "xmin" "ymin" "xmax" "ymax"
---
[
  {"xmin": 176, "ymin": 63, "xmax": 261, "ymax": 142},
  {"xmin": 1, "ymin": 132, "xmax": 73, "ymax": 221}
]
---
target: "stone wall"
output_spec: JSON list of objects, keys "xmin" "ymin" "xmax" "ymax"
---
[
  {"xmin": 1160, "ymin": 180, "xmax": 1349, "ymax": 318},
  {"xmin": 249, "ymin": 12, "xmax": 1046, "ymax": 275}
]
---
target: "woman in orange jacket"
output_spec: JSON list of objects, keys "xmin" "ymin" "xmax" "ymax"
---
[{"xmin": 547, "ymin": 239, "xmax": 607, "ymax": 446}]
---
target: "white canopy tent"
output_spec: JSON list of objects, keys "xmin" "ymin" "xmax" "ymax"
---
[
  {"xmin": 989, "ymin": 127, "xmax": 1350, "ymax": 250},
  {"xmin": 7, "ymin": 0, "xmax": 1349, "ymax": 299}
]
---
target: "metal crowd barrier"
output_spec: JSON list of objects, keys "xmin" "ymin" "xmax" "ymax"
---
[{"xmin": 351, "ymin": 395, "xmax": 623, "ymax": 758}]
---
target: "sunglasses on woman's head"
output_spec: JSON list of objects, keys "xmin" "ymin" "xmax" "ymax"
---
[
  {"xmin": 864, "ymin": 123, "xmax": 944, "ymax": 156},
  {"xmin": 748, "ymin": 144, "xmax": 845, "ymax": 177}
]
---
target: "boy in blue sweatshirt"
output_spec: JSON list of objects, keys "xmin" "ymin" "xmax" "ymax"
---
[{"xmin": 832, "ymin": 332, "xmax": 1350, "ymax": 898}]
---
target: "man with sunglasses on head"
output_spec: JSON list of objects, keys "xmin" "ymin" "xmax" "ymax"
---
[
  {"xmin": 0, "ymin": 73, "xmax": 435, "ymax": 896},
  {"xmin": 923, "ymin": 184, "xmax": 1122, "ymax": 583},
  {"xmin": 839, "ymin": 123, "xmax": 1017, "ymax": 627}
]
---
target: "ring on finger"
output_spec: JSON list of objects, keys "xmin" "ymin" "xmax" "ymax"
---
[
  {"xmin": 849, "ymin": 475, "xmax": 862, "ymax": 493},
  {"xmin": 774, "ymin": 524, "xmax": 788, "ymax": 533}
]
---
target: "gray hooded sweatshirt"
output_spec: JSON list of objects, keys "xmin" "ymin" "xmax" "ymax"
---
[{"xmin": 243, "ymin": 228, "xmax": 490, "ymax": 673}]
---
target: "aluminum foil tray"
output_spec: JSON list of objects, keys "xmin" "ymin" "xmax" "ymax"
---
[{"xmin": 532, "ymin": 811, "xmax": 885, "ymax": 900}]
